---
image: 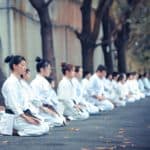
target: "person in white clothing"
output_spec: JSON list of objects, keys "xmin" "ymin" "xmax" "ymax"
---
[
  {"xmin": 45, "ymin": 76, "xmax": 65, "ymax": 116},
  {"xmin": 132, "ymin": 72, "xmax": 145, "ymax": 99},
  {"xmin": 142, "ymin": 72, "xmax": 150, "ymax": 93},
  {"xmin": 126, "ymin": 73, "xmax": 142, "ymax": 101},
  {"xmin": 31, "ymin": 57, "xmax": 65, "ymax": 127},
  {"xmin": 117, "ymin": 74, "xmax": 135, "ymax": 103},
  {"xmin": 57, "ymin": 63, "xmax": 89, "ymax": 120},
  {"xmin": 104, "ymin": 73, "xmax": 126, "ymax": 107},
  {"xmin": 86, "ymin": 65, "xmax": 114, "ymax": 111},
  {"xmin": 81, "ymin": 71, "xmax": 92, "ymax": 99},
  {"xmin": 1, "ymin": 55, "xmax": 49, "ymax": 136},
  {"xmin": 72, "ymin": 66, "xmax": 99, "ymax": 114},
  {"xmin": 138, "ymin": 74, "xmax": 150, "ymax": 96}
]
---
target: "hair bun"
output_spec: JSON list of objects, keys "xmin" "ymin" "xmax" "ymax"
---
[
  {"xmin": 4, "ymin": 55, "xmax": 14, "ymax": 63},
  {"xmin": 61, "ymin": 62, "xmax": 67, "ymax": 68},
  {"xmin": 35, "ymin": 56, "xmax": 42, "ymax": 62}
]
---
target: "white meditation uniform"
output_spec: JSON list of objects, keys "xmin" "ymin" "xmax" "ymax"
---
[
  {"xmin": 138, "ymin": 79, "xmax": 150, "ymax": 96},
  {"xmin": 31, "ymin": 74, "xmax": 64, "ymax": 127},
  {"xmin": 126, "ymin": 80, "xmax": 141, "ymax": 100},
  {"xmin": 142, "ymin": 77, "xmax": 150, "ymax": 91},
  {"xmin": 132, "ymin": 79, "xmax": 145, "ymax": 99},
  {"xmin": 123, "ymin": 81, "xmax": 137, "ymax": 103},
  {"xmin": 81, "ymin": 78, "xmax": 90, "ymax": 100},
  {"xmin": 86, "ymin": 74, "xmax": 114, "ymax": 111},
  {"xmin": 104, "ymin": 79, "xmax": 126, "ymax": 107},
  {"xmin": 1, "ymin": 74, "xmax": 49, "ymax": 136},
  {"xmin": 72, "ymin": 77, "xmax": 99, "ymax": 114},
  {"xmin": 57, "ymin": 76, "xmax": 89, "ymax": 120},
  {"xmin": 116, "ymin": 81, "xmax": 135, "ymax": 103},
  {"xmin": 48, "ymin": 88, "xmax": 65, "ymax": 116}
]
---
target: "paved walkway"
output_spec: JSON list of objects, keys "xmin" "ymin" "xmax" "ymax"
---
[{"xmin": 0, "ymin": 97, "xmax": 150, "ymax": 150}]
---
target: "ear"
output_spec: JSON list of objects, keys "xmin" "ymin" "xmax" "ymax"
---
[
  {"xmin": 40, "ymin": 67, "xmax": 44, "ymax": 73},
  {"xmin": 13, "ymin": 64, "xmax": 17, "ymax": 70}
]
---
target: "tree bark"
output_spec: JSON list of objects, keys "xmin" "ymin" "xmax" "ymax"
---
[
  {"xmin": 114, "ymin": 22, "xmax": 130, "ymax": 73},
  {"xmin": 0, "ymin": 68, "xmax": 6, "ymax": 106},
  {"xmin": 76, "ymin": 0, "xmax": 113, "ymax": 72},
  {"xmin": 101, "ymin": 0, "xmax": 114, "ymax": 73},
  {"xmin": 29, "ymin": 0, "xmax": 56, "ymax": 75}
]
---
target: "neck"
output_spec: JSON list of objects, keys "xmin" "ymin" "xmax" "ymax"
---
[
  {"xmin": 65, "ymin": 75, "xmax": 72, "ymax": 80},
  {"xmin": 39, "ymin": 72, "xmax": 44, "ymax": 77},
  {"xmin": 12, "ymin": 71, "xmax": 21, "ymax": 79}
]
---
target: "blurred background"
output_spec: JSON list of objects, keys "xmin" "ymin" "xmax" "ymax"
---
[{"xmin": 0, "ymin": 0, "xmax": 150, "ymax": 104}]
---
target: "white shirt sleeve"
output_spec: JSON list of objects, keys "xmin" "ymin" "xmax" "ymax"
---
[{"xmin": 2, "ymin": 82, "xmax": 23, "ymax": 116}]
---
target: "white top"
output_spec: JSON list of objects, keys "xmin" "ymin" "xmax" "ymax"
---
[
  {"xmin": 57, "ymin": 76, "xmax": 75, "ymax": 107},
  {"xmin": 117, "ymin": 82, "xmax": 129, "ymax": 99},
  {"xmin": 138, "ymin": 79, "xmax": 145, "ymax": 92},
  {"xmin": 1, "ymin": 74, "xmax": 28, "ymax": 116},
  {"xmin": 30, "ymin": 74, "xmax": 53, "ymax": 106},
  {"xmin": 72, "ymin": 77, "xmax": 83, "ymax": 97},
  {"xmin": 81, "ymin": 78, "xmax": 90, "ymax": 97},
  {"xmin": 86, "ymin": 73, "xmax": 105, "ymax": 97},
  {"xmin": 142, "ymin": 78, "xmax": 150, "ymax": 89}
]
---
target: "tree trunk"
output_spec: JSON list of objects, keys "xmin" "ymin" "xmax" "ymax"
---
[
  {"xmin": 76, "ymin": 0, "xmax": 113, "ymax": 72},
  {"xmin": 29, "ymin": 0, "xmax": 56, "ymax": 76},
  {"xmin": 101, "ymin": 5, "xmax": 113, "ymax": 73},
  {"xmin": 115, "ymin": 26, "xmax": 127, "ymax": 73},
  {"xmin": 37, "ymin": 8, "xmax": 56, "ymax": 74},
  {"xmin": 0, "ymin": 68, "xmax": 6, "ymax": 106},
  {"xmin": 81, "ymin": 44, "xmax": 94, "ymax": 72},
  {"xmin": 117, "ymin": 43, "xmax": 126, "ymax": 73}
]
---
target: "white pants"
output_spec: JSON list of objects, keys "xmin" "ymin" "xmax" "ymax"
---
[
  {"xmin": 14, "ymin": 116, "xmax": 49, "ymax": 136},
  {"xmin": 62, "ymin": 99, "xmax": 89, "ymax": 120},
  {"xmin": 89, "ymin": 97, "xmax": 114, "ymax": 111},
  {"xmin": 39, "ymin": 111, "xmax": 64, "ymax": 127}
]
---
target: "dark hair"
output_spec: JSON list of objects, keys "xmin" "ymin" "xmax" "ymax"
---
[
  {"xmin": 132, "ymin": 72, "xmax": 137, "ymax": 76},
  {"xmin": 117, "ymin": 73, "xmax": 125, "ymax": 82},
  {"xmin": 126, "ymin": 72, "xmax": 132, "ymax": 79},
  {"xmin": 35, "ymin": 56, "xmax": 51, "ymax": 72},
  {"xmin": 96, "ymin": 65, "xmax": 107, "ymax": 72},
  {"xmin": 21, "ymin": 68, "xmax": 30, "ymax": 78},
  {"xmin": 45, "ymin": 76, "xmax": 54, "ymax": 84},
  {"xmin": 4, "ymin": 55, "xmax": 26, "ymax": 70},
  {"xmin": 83, "ymin": 70, "xmax": 91, "ymax": 78},
  {"xmin": 61, "ymin": 62, "xmax": 74, "ymax": 75},
  {"xmin": 138, "ymin": 74, "xmax": 143, "ymax": 79},
  {"xmin": 106, "ymin": 73, "xmax": 112, "ymax": 78},
  {"xmin": 75, "ymin": 66, "xmax": 81, "ymax": 73},
  {"xmin": 112, "ymin": 72, "xmax": 119, "ymax": 79},
  {"xmin": 143, "ymin": 72, "xmax": 149, "ymax": 77}
]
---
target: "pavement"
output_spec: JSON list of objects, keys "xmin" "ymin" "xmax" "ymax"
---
[{"xmin": 0, "ymin": 97, "xmax": 150, "ymax": 150}]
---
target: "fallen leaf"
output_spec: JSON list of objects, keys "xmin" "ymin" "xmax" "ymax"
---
[
  {"xmin": 99, "ymin": 136, "xmax": 104, "ymax": 139},
  {"xmin": 119, "ymin": 128, "xmax": 125, "ymax": 131},
  {"xmin": 96, "ymin": 146, "xmax": 114, "ymax": 150},
  {"xmin": 115, "ymin": 135, "xmax": 124, "ymax": 138},
  {"xmin": 120, "ymin": 144, "xmax": 126, "ymax": 148},
  {"xmin": 81, "ymin": 148, "xmax": 90, "ymax": 150},
  {"xmin": 1, "ymin": 141, "xmax": 8, "ymax": 144},
  {"xmin": 95, "ymin": 147, "xmax": 107, "ymax": 150},
  {"xmin": 64, "ymin": 136, "xmax": 69, "ymax": 139},
  {"xmin": 68, "ymin": 128, "xmax": 80, "ymax": 131},
  {"xmin": 123, "ymin": 141, "xmax": 131, "ymax": 144}
]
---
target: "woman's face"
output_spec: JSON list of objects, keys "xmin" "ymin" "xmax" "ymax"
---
[
  {"xmin": 108, "ymin": 74, "xmax": 112, "ymax": 80},
  {"xmin": 76, "ymin": 68, "xmax": 83, "ymax": 79},
  {"xmin": 23, "ymin": 71, "xmax": 31, "ymax": 81},
  {"xmin": 43, "ymin": 64, "xmax": 52, "ymax": 77},
  {"xmin": 13, "ymin": 60, "xmax": 27, "ymax": 76},
  {"xmin": 66, "ymin": 67, "xmax": 75, "ymax": 79}
]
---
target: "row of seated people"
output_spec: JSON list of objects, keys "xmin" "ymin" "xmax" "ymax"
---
[{"xmin": 0, "ymin": 55, "xmax": 150, "ymax": 136}]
